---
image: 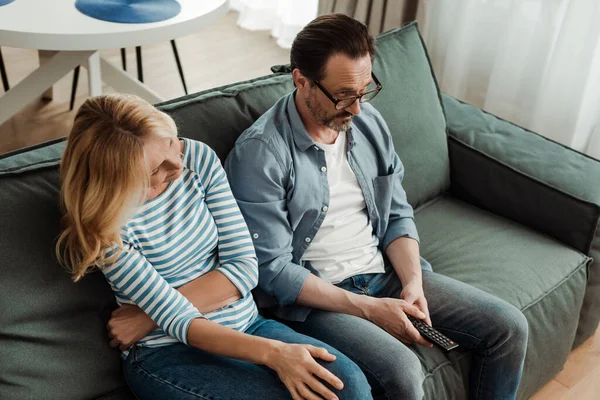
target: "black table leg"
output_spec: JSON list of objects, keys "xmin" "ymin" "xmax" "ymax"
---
[
  {"xmin": 70, "ymin": 66, "xmax": 80, "ymax": 111},
  {"xmin": 0, "ymin": 47, "xmax": 9, "ymax": 92},
  {"xmin": 171, "ymin": 40, "xmax": 188, "ymax": 95},
  {"xmin": 121, "ymin": 48, "xmax": 127, "ymax": 71},
  {"xmin": 136, "ymin": 46, "xmax": 143, "ymax": 82}
]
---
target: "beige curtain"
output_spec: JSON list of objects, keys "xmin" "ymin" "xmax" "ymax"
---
[{"xmin": 318, "ymin": 0, "xmax": 418, "ymax": 35}]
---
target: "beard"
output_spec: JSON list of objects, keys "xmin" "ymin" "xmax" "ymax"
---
[{"xmin": 306, "ymin": 90, "xmax": 353, "ymax": 132}]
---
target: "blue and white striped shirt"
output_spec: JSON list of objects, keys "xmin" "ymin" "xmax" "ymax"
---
[{"xmin": 102, "ymin": 138, "xmax": 259, "ymax": 355}]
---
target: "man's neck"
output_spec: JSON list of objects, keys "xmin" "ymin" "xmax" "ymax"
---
[{"xmin": 294, "ymin": 91, "xmax": 338, "ymax": 145}]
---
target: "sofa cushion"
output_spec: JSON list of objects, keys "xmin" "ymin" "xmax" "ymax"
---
[
  {"xmin": 0, "ymin": 141, "xmax": 133, "ymax": 400},
  {"xmin": 413, "ymin": 195, "xmax": 590, "ymax": 399},
  {"xmin": 157, "ymin": 74, "xmax": 295, "ymax": 161},
  {"xmin": 158, "ymin": 21, "xmax": 449, "ymax": 209},
  {"xmin": 442, "ymin": 93, "xmax": 600, "ymax": 348}
]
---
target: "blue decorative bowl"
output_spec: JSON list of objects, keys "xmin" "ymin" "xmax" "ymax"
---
[
  {"xmin": 0, "ymin": 0, "xmax": 17, "ymax": 7},
  {"xmin": 75, "ymin": 0, "xmax": 181, "ymax": 24}
]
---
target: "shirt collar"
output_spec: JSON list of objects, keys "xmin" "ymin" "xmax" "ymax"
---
[
  {"xmin": 286, "ymin": 90, "xmax": 357, "ymax": 152},
  {"xmin": 286, "ymin": 90, "xmax": 316, "ymax": 152}
]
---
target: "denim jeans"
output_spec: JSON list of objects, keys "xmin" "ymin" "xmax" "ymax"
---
[
  {"xmin": 123, "ymin": 315, "xmax": 373, "ymax": 400},
  {"xmin": 285, "ymin": 268, "xmax": 529, "ymax": 400}
]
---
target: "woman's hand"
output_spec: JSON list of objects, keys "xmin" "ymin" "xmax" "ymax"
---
[
  {"xmin": 265, "ymin": 343, "xmax": 344, "ymax": 400},
  {"xmin": 107, "ymin": 295, "xmax": 244, "ymax": 351},
  {"xmin": 107, "ymin": 305, "xmax": 157, "ymax": 351}
]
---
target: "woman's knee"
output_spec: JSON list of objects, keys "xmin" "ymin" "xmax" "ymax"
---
[{"xmin": 325, "ymin": 351, "xmax": 373, "ymax": 400}]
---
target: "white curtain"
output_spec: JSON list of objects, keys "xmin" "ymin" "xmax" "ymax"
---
[
  {"xmin": 230, "ymin": 0, "xmax": 319, "ymax": 49},
  {"xmin": 419, "ymin": 0, "xmax": 600, "ymax": 159}
]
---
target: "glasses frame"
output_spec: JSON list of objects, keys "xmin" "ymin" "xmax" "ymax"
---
[{"xmin": 314, "ymin": 72, "xmax": 383, "ymax": 110}]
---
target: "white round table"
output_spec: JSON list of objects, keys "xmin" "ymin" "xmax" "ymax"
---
[{"xmin": 0, "ymin": 0, "xmax": 229, "ymax": 125}]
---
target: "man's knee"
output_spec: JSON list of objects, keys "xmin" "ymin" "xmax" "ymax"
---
[
  {"xmin": 489, "ymin": 301, "xmax": 529, "ymax": 352},
  {"xmin": 377, "ymin": 348, "xmax": 425, "ymax": 400}
]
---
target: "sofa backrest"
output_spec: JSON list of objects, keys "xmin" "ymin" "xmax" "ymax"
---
[
  {"xmin": 0, "ymin": 139, "xmax": 131, "ymax": 400},
  {"xmin": 157, "ymin": 21, "xmax": 449, "ymax": 209},
  {"xmin": 0, "ymin": 22, "xmax": 448, "ymax": 399}
]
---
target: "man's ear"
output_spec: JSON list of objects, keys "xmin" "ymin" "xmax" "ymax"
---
[{"xmin": 292, "ymin": 68, "xmax": 309, "ymax": 90}]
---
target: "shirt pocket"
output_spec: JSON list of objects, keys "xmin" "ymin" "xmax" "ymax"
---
[{"xmin": 371, "ymin": 173, "xmax": 397, "ymax": 237}]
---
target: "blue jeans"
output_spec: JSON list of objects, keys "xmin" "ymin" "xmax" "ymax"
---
[
  {"xmin": 123, "ymin": 315, "xmax": 372, "ymax": 400},
  {"xmin": 285, "ymin": 268, "xmax": 528, "ymax": 400}
]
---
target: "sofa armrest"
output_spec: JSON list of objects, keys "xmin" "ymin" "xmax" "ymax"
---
[
  {"xmin": 443, "ymin": 93, "xmax": 600, "ymax": 346},
  {"xmin": 442, "ymin": 93, "xmax": 600, "ymax": 256}
]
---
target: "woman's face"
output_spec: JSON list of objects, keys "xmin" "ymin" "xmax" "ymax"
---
[{"xmin": 144, "ymin": 134, "xmax": 183, "ymax": 190}]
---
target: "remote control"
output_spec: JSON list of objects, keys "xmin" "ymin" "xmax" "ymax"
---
[{"xmin": 407, "ymin": 315, "xmax": 459, "ymax": 352}]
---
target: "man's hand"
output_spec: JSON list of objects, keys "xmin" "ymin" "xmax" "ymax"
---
[
  {"xmin": 107, "ymin": 305, "xmax": 157, "ymax": 351},
  {"xmin": 400, "ymin": 279, "xmax": 432, "ymax": 326},
  {"xmin": 363, "ymin": 297, "xmax": 433, "ymax": 347}
]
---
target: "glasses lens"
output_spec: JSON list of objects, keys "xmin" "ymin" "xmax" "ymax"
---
[
  {"xmin": 336, "ymin": 98, "xmax": 356, "ymax": 109},
  {"xmin": 360, "ymin": 90, "xmax": 380, "ymax": 103}
]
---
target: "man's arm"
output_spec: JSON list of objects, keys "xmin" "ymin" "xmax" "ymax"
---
[
  {"xmin": 385, "ymin": 237, "xmax": 431, "ymax": 326},
  {"xmin": 295, "ymin": 274, "xmax": 431, "ymax": 346},
  {"xmin": 370, "ymin": 107, "xmax": 432, "ymax": 326},
  {"xmin": 225, "ymin": 137, "xmax": 311, "ymax": 306}
]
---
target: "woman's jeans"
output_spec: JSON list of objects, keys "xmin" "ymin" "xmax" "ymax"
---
[
  {"xmin": 285, "ymin": 268, "xmax": 529, "ymax": 400},
  {"xmin": 123, "ymin": 315, "xmax": 373, "ymax": 400}
]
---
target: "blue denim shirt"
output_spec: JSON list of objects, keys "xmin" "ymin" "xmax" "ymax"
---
[{"xmin": 225, "ymin": 91, "xmax": 432, "ymax": 321}]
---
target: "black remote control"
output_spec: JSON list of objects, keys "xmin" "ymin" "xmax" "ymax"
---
[{"xmin": 407, "ymin": 315, "xmax": 459, "ymax": 352}]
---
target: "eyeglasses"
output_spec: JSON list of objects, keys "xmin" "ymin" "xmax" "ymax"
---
[{"xmin": 313, "ymin": 72, "xmax": 383, "ymax": 110}]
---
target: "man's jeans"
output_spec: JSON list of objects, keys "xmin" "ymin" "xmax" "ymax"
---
[
  {"xmin": 285, "ymin": 268, "xmax": 529, "ymax": 400},
  {"xmin": 123, "ymin": 315, "xmax": 373, "ymax": 399}
]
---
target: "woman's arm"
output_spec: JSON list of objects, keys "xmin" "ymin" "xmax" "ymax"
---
[
  {"xmin": 103, "ymin": 248, "xmax": 342, "ymax": 400},
  {"xmin": 178, "ymin": 270, "xmax": 242, "ymax": 311},
  {"xmin": 201, "ymin": 143, "xmax": 259, "ymax": 297},
  {"xmin": 107, "ymin": 270, "xmax": 242, "ymax": 348},
  {"xmin": 108, "ymin": 145, "xmax": 260, "ymax": 344},
  {"xmin": 186, "ymin": 318, "xmax": 344, "ymax": 400}
]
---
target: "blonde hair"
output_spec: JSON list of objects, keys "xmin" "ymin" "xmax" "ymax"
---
[{"xmin": 56, "ymin": 94, "xmax": 177, "ymax": 281}]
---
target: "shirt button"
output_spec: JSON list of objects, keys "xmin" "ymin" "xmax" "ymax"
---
[
  {"xmin": 305, "ymin": 237, "xmax": 311, "ymax": 243},
  {"xmin": 322, "ymin": 206, "xmax": 328, "ymax": 212},
  {"xmin": 252, "ymin": 233, "xmax": 259, "ymax": 239},
  {"xmin": 320, "ymin": 166, "xmax": 327, "ymax": 172}
]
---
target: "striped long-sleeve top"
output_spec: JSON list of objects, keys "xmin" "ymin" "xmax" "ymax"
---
[{"xmin": 101, "ymin": 138, "xmax": 259, "ymax": 356}]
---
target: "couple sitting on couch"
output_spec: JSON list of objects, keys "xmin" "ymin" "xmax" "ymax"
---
[{"xmin": 56, "ymin": 14, "xmax": 528, "ymax": 400}]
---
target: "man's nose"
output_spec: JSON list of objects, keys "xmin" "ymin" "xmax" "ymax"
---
[{"xmin": 345, "ymin": 98, "xmax": 361, "ymax": 115}]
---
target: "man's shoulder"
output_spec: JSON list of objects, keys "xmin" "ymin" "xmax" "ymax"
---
[
  {"xmin": 229, "ymin": 94, "xmax": 294, "ymax": 170},
  {"xmin": 237, "ymin": 94, "xmax": 291, "ymax": 146},
  {"xmin": 353, "ymin": 103, "xmax": 390, "ymax": 138},
  {"xmin": 356, "ymin": 102, "xmax": 385, "ymax": 124}
]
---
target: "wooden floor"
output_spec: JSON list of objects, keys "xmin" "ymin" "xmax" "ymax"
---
[
  {"xmin": 530, "ymin": 329, "xmax": 600, "ymax": 399},
  {"xmin": 0, "ymin": 11, "xmax": 290, "ymax": 155},
  {"xmin": 1, "ymin": 10, "xmax": 599, "ymax": 400}
]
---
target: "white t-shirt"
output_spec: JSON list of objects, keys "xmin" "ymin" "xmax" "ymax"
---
[{"xmin": 302, "ymin": 131, "xmax": 385, "ymax": 284}]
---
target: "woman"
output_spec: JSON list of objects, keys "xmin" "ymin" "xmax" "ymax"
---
[{"xmin": 56, "ymin": 94, "xmax": 371, "ymax": 400}]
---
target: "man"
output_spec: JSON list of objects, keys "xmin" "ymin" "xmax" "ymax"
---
[{"xmin": 225, "ymin": 14, "xmax": 528, "ymax": 400}]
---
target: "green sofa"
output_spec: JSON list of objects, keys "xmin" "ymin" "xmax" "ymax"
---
[{"xmin": 1, "ymin": 22, "xmax": 599, "ymax": 400}]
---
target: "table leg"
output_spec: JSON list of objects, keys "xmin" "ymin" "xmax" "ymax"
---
[
  {"xmin": 0, "ymin": 51, "xmax": 94, "ymax": 126},
  {"xmin": 38, "ymin": 50, "xmax": 58, "ymax": 100},
  {"xmin": 87, "ymin": 52, "xmax": 102, "ymax": 97},
  {"xmin": 99, "ymin": 57, "xmax": 164, "ymax": 104}
]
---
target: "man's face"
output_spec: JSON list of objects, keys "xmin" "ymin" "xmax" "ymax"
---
[{"xmin": 305, "ymin": 54, "xmax": 373, "ymax": 132}]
